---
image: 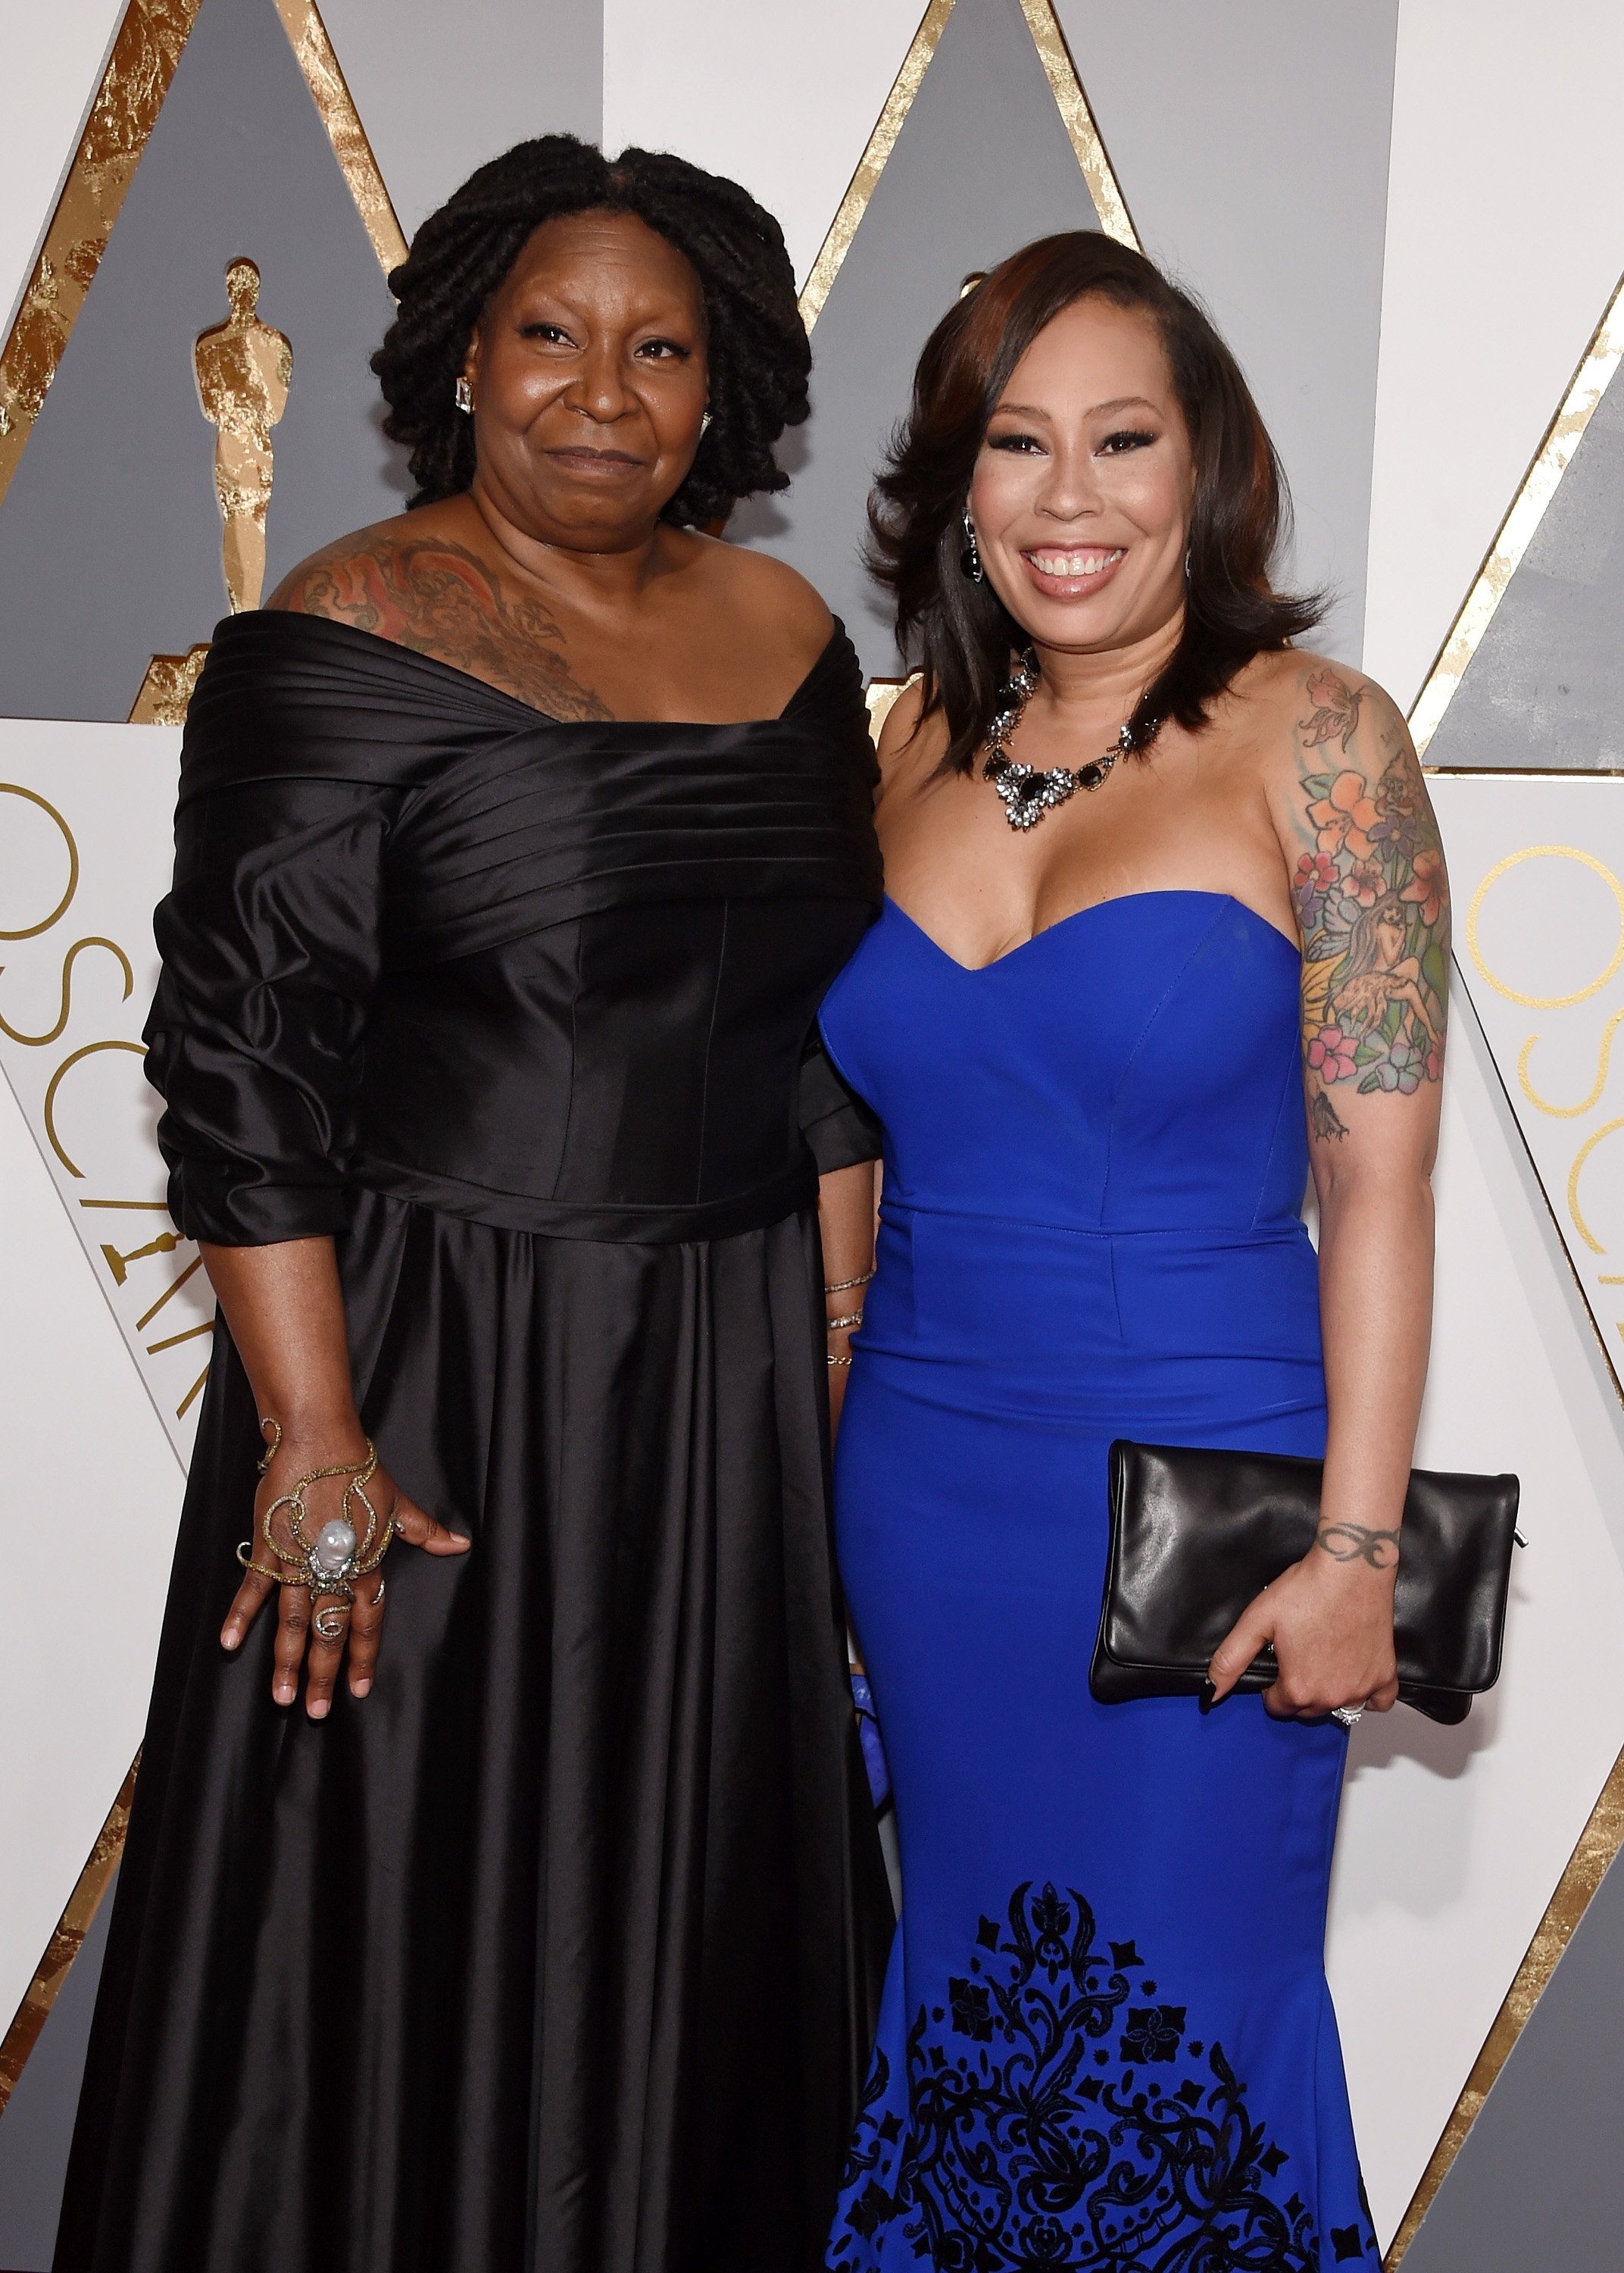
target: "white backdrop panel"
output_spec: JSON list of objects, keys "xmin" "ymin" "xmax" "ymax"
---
[
  {"xmin": 5, "ymin": 17, "xmax": 1624, "ymax": 2243},
  {"xmin": 0, "ymin": 723, "xmax": 210, "ymax": 1461},
  {"xmin": 1366, "ymin": 0, "xmax": 1624, "ymax": 705},
  {"xmin": 1326, "ymin": 982, "xmax": 1624, "ymax": 2247},
  {"xmin": 0, "ymin": 727, "xmax": 192, "ymax": 2034},
  {"xmin": 0, "ymin": 0, "xmax": 124, "ymax": 339},
  {"xmin": 1432, "ymin": 774, "xmax": 1624, "ymax": 1395},
  {"xmin": 601, "ymin": 0, "xmax": 929, "ymax": 289},
  {"xmin": 320, "ymin": 0, "xmax": 602, "ymax": 245}
]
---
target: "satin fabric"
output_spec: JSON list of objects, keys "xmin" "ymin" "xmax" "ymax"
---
[
  {"xmin": 820, "ymin": 893, "xmax": 1376, "ymax": 2271},
  {"xmin": 56, "ymin": 613, "xmax": 892, "ymax": 2273},
  {"xmin": 146, "ymin": 611, "xmax": 882, "ymax": 1246}
]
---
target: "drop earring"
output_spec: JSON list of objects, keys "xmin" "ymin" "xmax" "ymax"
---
[
  {"xmin": 700, "ymin": 409, "xmax": 712, "ymax": 436},
  {"xmin": 454, "ymin": 376, "xmax": 473, "ymax": 414},
  {"xmin": 960, "ymin": 508, "xmax": 983, "ymax": 584}
]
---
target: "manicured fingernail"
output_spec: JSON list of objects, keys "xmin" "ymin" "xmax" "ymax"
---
[
  {"xmin": 308, "ymin": 1698, "xmax": 329, "ymax": 1721},
  {"xmin": 274, "ymin": 1681, "xmax": 294, "ymax": 1705},
  {"xmin": 221, "ymin": 1628, "xmax": 238, "ymax": 1650},
  {"xmin": 1199, "ymin": 1679, "xmax": 1216, "ymax": 1715},
  {"xmin": 351, "ymin": 1677, "xmax": 370, "ymax": 1698}
]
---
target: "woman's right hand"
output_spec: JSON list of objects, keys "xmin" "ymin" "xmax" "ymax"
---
[
  {"xmin": 1207, "ymin": 1533, "xmax": 1399, "ymax": 1719},
  {"xmin": 221, "ymin": 1424, "xmax": 470, "ymax": 1719}
]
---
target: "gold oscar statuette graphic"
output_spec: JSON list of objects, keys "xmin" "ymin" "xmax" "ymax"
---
[{"xmin": 192, "ymin": 258, "xmax": 292, "ymax": 614}]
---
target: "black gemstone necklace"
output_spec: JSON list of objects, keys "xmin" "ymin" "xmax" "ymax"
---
[{"xmin": 982, "ymin": 651, "xmax": 1159, "ymax": 832}]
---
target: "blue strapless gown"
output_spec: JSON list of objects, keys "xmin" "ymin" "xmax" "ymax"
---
[{"xmin": 820, "ymin": 893, "xmax": 1376, "ymax": 2271}]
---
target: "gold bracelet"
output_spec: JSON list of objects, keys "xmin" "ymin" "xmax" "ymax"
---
[
  {"xmin": 823, "ymin": 1270, "xmax": 875, "ymax": 1294},
  {"xmin": 826, "ymin": 1310, "xmax": 865, "ymax": 1332},
  {"xmin": 828, "ymin": 1351, "xmax": 853, "ymax": 1368},
  {"xmin": 239, "ymin": 1418, "xmax": 395, "ymax": 1640}
]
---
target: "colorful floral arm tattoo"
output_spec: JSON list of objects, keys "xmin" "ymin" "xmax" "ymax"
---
[{"xmin": 1289, "ymin": 667, "xmax": 1450, "ymax": 1140}]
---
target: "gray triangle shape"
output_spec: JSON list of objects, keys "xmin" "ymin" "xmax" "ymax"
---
[
  {"xmin": 1426, "ymin": 350, "xmax": 1624, "ymax": 771},
  {"xmin": 733, "ymin": 0, "xmax": 1105, "ymax": 675},
  {"xmin": 0, "ymin": 0, "xmax": 406, "ymax": 721}
]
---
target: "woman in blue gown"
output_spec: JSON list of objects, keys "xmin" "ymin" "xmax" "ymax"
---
[{"xmin": 816, "ymin": 234, "xmax": 1448, "ymax": 2270}]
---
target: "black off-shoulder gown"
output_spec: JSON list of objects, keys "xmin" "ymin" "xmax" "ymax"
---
[{"xmin": 55, "ymin": 612, "xmax": 892, "ymax": 2273}]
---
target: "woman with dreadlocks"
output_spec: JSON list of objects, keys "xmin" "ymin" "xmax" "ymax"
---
[{"xmin": 56, "ymin": 137, "xmax": 891, "ymax": 2273}]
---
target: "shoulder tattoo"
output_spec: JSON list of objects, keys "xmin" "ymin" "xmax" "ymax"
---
[{"xmin": 280, "ymin": 537, "xmax": 611, "ymax": 723}]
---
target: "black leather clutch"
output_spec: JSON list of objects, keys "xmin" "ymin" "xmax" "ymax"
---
[{"xmin": 1090, "ymin": 1441, "xmax": 1522, "ymax": 1726}]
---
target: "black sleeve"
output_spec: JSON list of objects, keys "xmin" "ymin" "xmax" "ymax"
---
[
  {"xmin": 798, "ymin": 1027, "xmax": 882, "ymax": 1174},
  {"xmin": 143, "ymin": 776, "xmax": 397, "ymax": 1245}
]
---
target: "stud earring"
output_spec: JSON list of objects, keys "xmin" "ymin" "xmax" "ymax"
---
[
  {"xmin": 454, "ymin": 377, "xmax": 473, "ymax": 414},
  {"xmin": 960, "ymin": 508, "xmax": 983, "ymax": 584}
]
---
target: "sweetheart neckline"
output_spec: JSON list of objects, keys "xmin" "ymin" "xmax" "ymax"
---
[{"xmin": 882, "ymin": 889, "xmax": 1300, "ymax": 973}]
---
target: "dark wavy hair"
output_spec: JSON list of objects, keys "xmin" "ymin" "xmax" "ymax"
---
[
  {"xmin": 870, "ymin": 231, "xmax": 1323, "ymax": 773},
  {"xmin": 371, "ymin": 134, "xmax": 809, "ymax": 524}
]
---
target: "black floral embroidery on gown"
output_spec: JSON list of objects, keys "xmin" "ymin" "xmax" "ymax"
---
[{"xmin": 831, "ymin": 1882, "xmax": 1362, "ymax": 2270}]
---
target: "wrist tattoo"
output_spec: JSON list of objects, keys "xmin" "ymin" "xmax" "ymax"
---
[{"xmin": 1315, "ymin": 1521, "xmax": 1400, "ymax": 1571}]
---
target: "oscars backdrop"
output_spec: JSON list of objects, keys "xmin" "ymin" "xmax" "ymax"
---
[{"xmin": 4, "ymin": 4, "xmax": 1624, "ymax": 2268}]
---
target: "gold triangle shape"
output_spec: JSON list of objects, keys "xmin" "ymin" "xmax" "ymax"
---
[
  {"xmin": 271, "ymin": 0, "xmax": 405, "ymax": 277},
  {"xmin": 0, "ymin": 0, "xmax": 404, "ymax": 513},
  {"xmin": 1385, "ymin": 1737, "xmax": 1624, "ymax": 2264},
  {"xmin": 1013, "ymin": 0, "xmax": 1136, "ymax": 249},
  {"xmin": 1412, "ymin": 270, "xmax": 1624, "ymax": 761},
  {"xmin": 0, "ymin": 0, "xmax": 203, "ymax": 508},
  {"xmin": 0, "ymin": 1756, "xmax": 137, "ymax": 2117},
  {"xmin": 798, "ymin": 0, "xmax": 1138, "ymax": 335}
]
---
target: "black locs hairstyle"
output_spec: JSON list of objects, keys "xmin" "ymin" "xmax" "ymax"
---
[
  {"xmin": 870, "ymin": 231, "xmax": 1325, "ymax": 773},
  {"xmin": 371, "ymin": 134, "xmax": 810, "ymax": 524}
]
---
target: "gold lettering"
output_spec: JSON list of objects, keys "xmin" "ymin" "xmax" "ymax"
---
[
  {"xmin": 145, "ymin": 1318, "xmax": 213, "ymax": 1355},
  {"xmin": 1567, "ymin": 1116, "xmax": 1624, "ymax": 1255},
  {"xmin": 134, "ymin": 1254, "xmax": 202, "ymax": 1333},
  {"xmin": 43, "ymin": 1039, "xmax": 145, "ymax": 1177},
  {"xmin": 0, "ymin": 935, "xmax": 133, "ymax": 1046},
  {"xmin": 176, "ymin": 1365, "xmax": 211, "ymax": 1419},
  {"xmin": 0, "ymin": 783, "xmax": 78, "ymax": 939},
  {"xmin": 1468, "ymin": 846, "xmax": 1624, "ymax": 1008},
  {"xmin": 1518, "ymin": 1007, "xmax": 1624, "ymax": 1118}
]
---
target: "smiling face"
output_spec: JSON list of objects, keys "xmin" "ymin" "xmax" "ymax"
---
[
  {"xmin": 464, "ymin": 208, "xmax": 709, "ymax": 552},
  {"xmin": 969, "ymin": 294, "xmax": 1195, "ymax": 657}
]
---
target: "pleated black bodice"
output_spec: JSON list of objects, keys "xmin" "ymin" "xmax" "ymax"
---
[{"xmin": 148, "ymin": 610, "xmax": 882, "ymax": 1244}]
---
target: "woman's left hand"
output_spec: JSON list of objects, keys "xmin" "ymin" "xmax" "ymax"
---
[{"xmin": 1207, "ymin": 1543, "xmax": 1400, "ymax": 1720}]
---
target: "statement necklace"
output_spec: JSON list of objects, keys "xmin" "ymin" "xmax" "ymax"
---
[{"xmin": 982, "ymin": 650, "xmax": 1160, "ymax": 832}]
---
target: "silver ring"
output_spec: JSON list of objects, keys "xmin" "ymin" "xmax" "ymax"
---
[
  {"xmin": 373, "ymin": 1577, "xmax": 386, "ymax": 1605},
  {"xmin": 312, "ymin": 1602, "xmax": 350, "ymax": 1646},
  {"xmin": 1331, "ymin": 1702, "xmax": 1367, "ymax": 1728}
]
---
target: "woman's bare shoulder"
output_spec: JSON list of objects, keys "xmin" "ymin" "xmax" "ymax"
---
[
  {"xmin": 1228, "ymin": 647, "xmax": 1442, "ymax": 967},
  {"xmin": 264, "ymin": 512, "xmax": 430, "ymax": 620},
  {"xmin": 690, "ymin": 536, "xmax": 835, "ymax": 674},
  {"xmin": 1235, "ymin": 649, "xmax": 1407, "ymax": 755},
  {"xmin": 873, "ymin": 676, "xmax": 945, "ymax": 795},
  {"xmin": 266, "ymin": 501, "xmax": 501, "ymax": 627},
  {"xmin": 264, "ymin": 506, "xmax": 614, "ymax": 720}
]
